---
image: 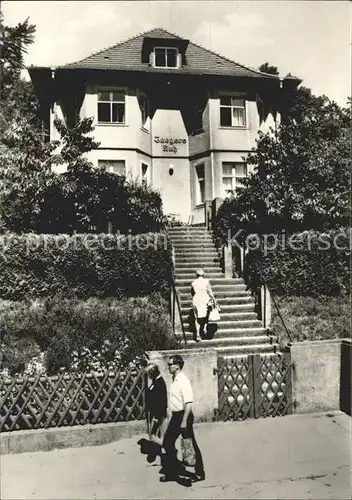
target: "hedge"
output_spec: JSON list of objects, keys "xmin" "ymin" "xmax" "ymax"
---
[
  {"xmin": 0, "ymin": 294, "xmax": 177, "ymax": 375},
  {"xmin": 0, "ymin": 232, "xmax": 172, "ymax": 300},
  {"xmin": 242, "ymin": 230, "xmax": 350, "ymax": 297}
]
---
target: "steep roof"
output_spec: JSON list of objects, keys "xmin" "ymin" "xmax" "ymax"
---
[{"xmin": 58, "ymin": 28, "xmax": 279, "ymax": 80}]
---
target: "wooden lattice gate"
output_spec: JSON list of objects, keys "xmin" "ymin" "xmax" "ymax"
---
[{"xmin": 215, "ymin": 353, "xmax": 293, "ymax": 421}]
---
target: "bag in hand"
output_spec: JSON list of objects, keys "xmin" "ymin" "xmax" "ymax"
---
[
  {"xmin": 181, "ymin": 436, "xmax": 196, "ymax": 466},
  {"xmin": 208, "ymin": 306, "xmax": 221, "ymax": 323}
]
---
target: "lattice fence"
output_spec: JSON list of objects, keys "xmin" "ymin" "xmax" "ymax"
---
[
  {"xmin": 216, "ymin": 353, "xmax": 293, "ymax": 421},
  {"xmin": 0, "ymin": 366, "xmax": 146, "ymax": 432}
]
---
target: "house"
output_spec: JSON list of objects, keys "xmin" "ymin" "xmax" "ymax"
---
[{"xmin": 28, "ymin": 28, "xmax": 300, "ymax": 224}]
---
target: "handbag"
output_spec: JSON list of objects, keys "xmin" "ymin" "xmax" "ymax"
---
[
  {"xmin": 208, "ymin": 306, "xmax": 221, "ymax": 323},
  {"xmin": 181, "ymin": 436, "xmax": 196, "ymax": 466}
]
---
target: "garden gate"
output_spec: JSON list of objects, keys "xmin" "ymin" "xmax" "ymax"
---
[{"xmin": 215, "ymin": 353, "xmax": 293, "ymax": 421}]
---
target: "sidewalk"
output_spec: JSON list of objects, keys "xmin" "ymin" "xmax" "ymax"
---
[{"xmin": 1, "ymin": 411, "xmax": 351, "ymax": 499}]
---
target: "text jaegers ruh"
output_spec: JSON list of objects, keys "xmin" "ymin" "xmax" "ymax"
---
[{"xmin": 154, "ymin": 136, "xmax": 187, "ymax": 153}]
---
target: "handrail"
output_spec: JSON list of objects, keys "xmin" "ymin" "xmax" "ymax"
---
[
  {"xmin": 241, "ymin": 244, "xmax": 293, "ymax": 344},
  {"xmin": 164, "ymin": 225, "xmax": 188, "ymax": 348}
]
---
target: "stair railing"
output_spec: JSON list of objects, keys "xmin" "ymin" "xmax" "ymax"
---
[
  {"xmin": 165, "ymin": 229, "xmax": 188, "ymax": 349},
  {"xmin": 240, "ymin": 247, "xmax": 293, "ymax": 346}
]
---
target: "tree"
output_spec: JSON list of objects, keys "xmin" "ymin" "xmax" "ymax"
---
[
  {"xmin": 0, "ymin": 17, "xmax": 164, "ymax": 235},
  {"xmin": 259, "ymin": 62, "xmax": 279, "ymax": 76},
  {"xmin": 215, "ymin": 80, "xmax": 350, "ymax": 239}
]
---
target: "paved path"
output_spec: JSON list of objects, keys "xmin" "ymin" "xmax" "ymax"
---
[{"xmin": 1, "ymin": 411, "xmax": 351, "ymax": 499}]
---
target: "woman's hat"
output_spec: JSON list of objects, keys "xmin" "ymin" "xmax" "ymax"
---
[{"xmin": 196, "ymin": 268, "xmax": 205, "ymax": 276}]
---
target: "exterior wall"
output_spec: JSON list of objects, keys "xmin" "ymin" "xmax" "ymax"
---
[
  {"xmin": 83, "ymin": 86, "xmax": 141, "ymax": 150},
  {"xmin": 150, "ymin": 110, "xmax": 191, "ymax": 220},
  {"xmin": 209, "ymin": 96, "xmax": 259, "ymax": 151},
  {"xmin": 147, "ymin": 348, "xmax": 218, "ymax": 422},
  {"xmin": 50, "ymin": 83, "xmax": 270, "ymax": 222},
  {"xmin": 152, "ymin": 158, "xmax": 191, "ymax": 220},
  {"xmin": 289, "ymin": 340, "xmax": 343, "ymax": 414},
  {"xmin": 188, "ymin": 100, "xmax": 211, "ymax": 156}
]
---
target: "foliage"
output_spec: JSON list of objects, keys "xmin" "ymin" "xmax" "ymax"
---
[
  {"xmin": 0, "ymin": 232, "xmax": 172, "ymax": 300},
  {"xmin": 0, "ymin": 18, "xmax": 165, "ymax": 235},
  {"xmin": 214, "ymin": 91, "xmax": 350, "ymax": 240},
  {"xmin": 271, "ymin": 295, "xmax": 350, "ymax": 343},
  {"xmin": 258, "ymin": 62, "xmax": 279, "ymax": 75},
  {"xmin": 243, "ymin": 230, "xmax": 350, "ymax": 297},
  {"xmin": 0, "ymin": 294, "xmax": 177, "ymax": 376},
  {"xmin": 0, "ymin": 15, "xmax": 38, "ymax": 127}
]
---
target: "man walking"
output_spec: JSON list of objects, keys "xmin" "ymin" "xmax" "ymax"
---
[{"xmin": 160, "ymin": 354, "xmax": 205, "ymax": 483}]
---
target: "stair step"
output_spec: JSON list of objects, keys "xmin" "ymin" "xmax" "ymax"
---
[
  {"xmin": 175, "ymin": 263, "xmax": 221, "ymax": 269},
  {"xmin": 176, "ymin": 278, "xmax": 244, "ymax": 286},
  {"xmin": 182, "ymin": 311, "xmax": 258, "ymax": 321},
  {"xmin": 169, "ymin": 237, "xmax": 213, "ymax": 243},
  {"xmin": 180, "ymin": 297, "xmax": 254, "ymax": 307},
  {"xmin": 168, "ymin": 229, "xmax": 208, "ymax": 234},
  {"xmin": 184, "ymin": 320, "xmax": 263, "ymax": 330},
  {"xmin": 176, "ymin": 256, "xmax": 219, "ymax": 263},
  {"xmin": 175, "ymin": 273, "xmax": 225, "ymax": 281},
  {"xmin": 172, "ymin": 242, "xmax": 214, "ymax": 247},
  {"xmin": 186, "ymin": 335, "xmax": 272, "ymax": 348},
  {"xmin": 179, "ymin": 291, "xmax": 249, "ymax": 300},
  {"xmin": 178, "ymin": 284, "xmax": 247, "ymax": 294},
  {"xmin": 184, "ymin": 328, "xmax": 268, "ymax": 340},
  {"xmin": 222, "ymin": 351, "xmax": 283, "ymax": 360},
  {"xmin": 212, "ymin": 344, "xmax": 278, "ymax": 355}
]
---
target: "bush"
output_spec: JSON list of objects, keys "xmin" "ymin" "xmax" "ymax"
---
[
  {"xmin": 1, "ymin": 161, "xmax": 165, "ymax": 234},
  {"xmin": 0, "ymin": 294, "xmax": 177, "ymax": 375},
  {"xmin": 243, "ymin": 230, "xmax": 350, "ymax": 297},
  {"xmin": 0, "ymin": 232, "xmax": 172, "ymax": 300},
  {"xmin": 271, "ymin": 295, "xmax": 350, "ymax": 342}
]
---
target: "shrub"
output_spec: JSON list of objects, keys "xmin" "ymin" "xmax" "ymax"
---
[
  {"xmin": 0, "ymin": 232, "xmax": 172, "ymax": 300},
  {"xmin": 271, "ymin": 295, "xmax": 350, "ymax": 342},
  {"xmin": 243, "ymin": 230, "xmax": 350, "ymax": 297},
  {"xmin": 0, "ymin": 294, "xmax": 177, "ymax": 375}
]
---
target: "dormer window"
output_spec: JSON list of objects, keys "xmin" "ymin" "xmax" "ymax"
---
[{"xmin": 152, "ymin": 47, "xmax": 179, "ymax": 68}]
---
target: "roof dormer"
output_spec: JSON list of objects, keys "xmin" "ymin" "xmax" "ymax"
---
[{"xmin": 141, "ymin": 30, "xmax": 189, "ymax": 68}]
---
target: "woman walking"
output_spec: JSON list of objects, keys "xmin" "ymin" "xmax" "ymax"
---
[
  {"xmin": 145, "ymin": 363, "xmax": 168, "ymax": 448},
  {"xmin": 191, "ymin": 269, "xmax": 217, "ymax": 342}
]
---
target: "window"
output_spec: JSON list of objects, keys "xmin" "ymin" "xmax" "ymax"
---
[
  {"xmin": 220, "ymin": 97, "xmax": 246, "ymax": 127},
  {"xmin": 98, "ymin": 160, "xmax": 126, "ymax": 176},
  {"xmin": 97, "ymin": 91, "xmax": 125, "ymax": 123},
  {"xmin": 153, "ymin": 47, "xmax": 179, "ymax": 68},
  {"xmin": 139, "ymin": 94, "xmax": 150, "ymax": 130},
  {"xmin": 195, "ymin": 164, "xmax": 205, "ymax": 205},
  {"xmin": 222, "ymin": 162, "xmax": 247, "ymax": 196},
  {"xmin": 141, "ymin": 162, "xmax": 150, "ymax": 186}
]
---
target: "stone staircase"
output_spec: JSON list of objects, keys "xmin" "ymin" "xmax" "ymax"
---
[{"xmin": 168, "ymin": 225, "xmax": 279, "ymax": 357}]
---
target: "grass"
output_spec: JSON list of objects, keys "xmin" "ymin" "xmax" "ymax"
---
[{"xmin": 271, "ymin": 295, "xmax": 350, "ymax": 344}]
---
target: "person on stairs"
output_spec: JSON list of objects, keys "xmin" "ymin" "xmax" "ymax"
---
[{"xmin": 191, "ymin": 269, "xmax": 217, "ymax": 342}]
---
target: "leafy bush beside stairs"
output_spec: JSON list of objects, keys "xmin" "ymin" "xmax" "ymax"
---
[
  {"xmin": 0, "ymin": 294, "xmax": 177, "ymax": 376},
  {"xmin": 0, "ymin": 232, "xmax": 172, "ymax": 300}
]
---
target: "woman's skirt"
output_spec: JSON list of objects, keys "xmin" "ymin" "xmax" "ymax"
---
[{"xmin": 192, "ymin": 292, "xmax": 210, "ymax": 319}]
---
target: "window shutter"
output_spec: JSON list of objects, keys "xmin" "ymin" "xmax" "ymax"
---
[{"xmin": 149, "ymin": 52, "xmax": 155, "ymax": 66}]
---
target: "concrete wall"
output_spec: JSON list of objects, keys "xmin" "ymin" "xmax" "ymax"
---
[
  {"xmin": 289, "ymin": 340, "xmax": 344, "ymax": 414},
  {"xmin": 146, "ymin": 348, "xmax": 218, "ymax": 422}
]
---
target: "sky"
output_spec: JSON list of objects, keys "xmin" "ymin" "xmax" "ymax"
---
[{"xmin": 2, "ymin": 0, "xmax": 351, "ymax": 106}]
